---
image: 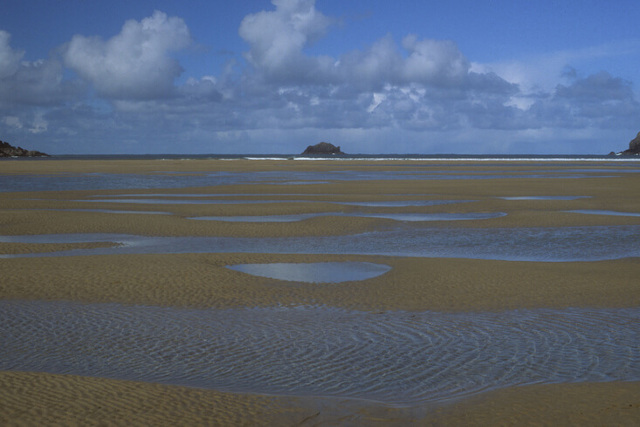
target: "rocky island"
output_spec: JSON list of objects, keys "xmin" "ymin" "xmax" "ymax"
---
[
  {"xmin": 301, "ymin": 142, "xmax": 344, "ymax": 155},
  {"xmin": 0, "ymin": 140, "xmax": 49, "ymax": 157}
]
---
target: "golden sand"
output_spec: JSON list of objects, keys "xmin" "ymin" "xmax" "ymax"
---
[
  {"xmin": 0, "ymin": 241, "xmax": 120, "ymax": 255},
  {"xmin": 1, "ymin": 253, "xmax": 639, "ymax": 311},
  {"xmin": 1, "ymin": 371, "xmax": 638, "ymax": 426},
  {"xmin": 1, "ymin": 158, "xmax": 639, "ymax": 425},
  {"xmin": 427, "ymin": 381, "xmax": 640, "ymax": 426}
]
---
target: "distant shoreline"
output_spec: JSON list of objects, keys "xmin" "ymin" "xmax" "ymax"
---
[{"xmin": 3, "ymin": 153, "xmax": 640, "ymax": 162}]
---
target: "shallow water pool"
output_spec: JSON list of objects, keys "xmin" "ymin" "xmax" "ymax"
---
[
  {"xmin": 226, "ymin": 262, "xmax": 391, "ymax": 283},
  {"xmin": 1, "ymin": 301, "xmax": 638, "ymax": 404},
  {"xmin": 2, "ymin": 225, "xmax": 639, "ymax": 261},
  {"xmin": 190, "ymin": 212, "xmax": 505, "ymax": 223}
]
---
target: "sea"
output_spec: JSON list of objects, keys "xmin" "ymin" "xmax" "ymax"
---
[{"xmin": 3, "ymin": 152, "xmax": 639, "ymax": 161}]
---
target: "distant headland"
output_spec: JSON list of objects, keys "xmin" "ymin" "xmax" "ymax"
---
[
  {"xmin": 0, "ymin": 140, "xmax": 49, "ymax": 157},
  {"xmin": 301, "ymin": 142, "xmax": 344, "ymax": 155},
  {"xmin": 611, "ymin": 132, "xmax": 640, "ymax": 156}
]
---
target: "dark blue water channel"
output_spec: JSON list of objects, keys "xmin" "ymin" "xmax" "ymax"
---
[
  {"xmin": 0, "ymin": 169, "xmax": 622, "ymax": 192},
  {"xmin": 2, "ymin": 224, "xmax": 639, "ymax": 261}
]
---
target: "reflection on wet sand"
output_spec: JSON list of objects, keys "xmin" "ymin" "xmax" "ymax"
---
[
  {"xmin": 226, "ymin": 262, "xmax": 392, "ymax": 283},
  {"xmin": 567, "ymin": 209, "xmax": 640, "ymax": 218},
  {"xmin": 190, "ymin": 212, "xmax": 505, "ymax": 223},
  {"xmin": 1, "ymin": 301, "xmax": 638, "ymax": 404}
]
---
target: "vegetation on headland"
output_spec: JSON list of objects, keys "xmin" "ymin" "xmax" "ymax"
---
[{"xmin": 0, "ymin": 140, "xmax": 49, "ymax": 157}]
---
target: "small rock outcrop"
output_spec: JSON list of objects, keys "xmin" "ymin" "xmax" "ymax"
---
[
  {"xmin": 0, "ymin": 140, "xmax": 49, "ymax": 157},
  {"xmin": 621, "ymin": 132, "xmax": 640, "ymax": 155},
  {"xmin": 301, "ymin": 142, "xmax": 344, "ymax": 155}
]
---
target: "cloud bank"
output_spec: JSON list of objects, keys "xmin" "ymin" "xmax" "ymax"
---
[{"xmin": 1, "ymin": 0, "xmax": 638, "ymax": 154}]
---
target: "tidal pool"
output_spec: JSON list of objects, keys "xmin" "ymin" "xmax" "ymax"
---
[
  {"xmin": 80, "ymin": 198, "xmax": 472, "ymax": 207},
  {"xmin": 1, "ymin": 301, "xmax": 638, "ymax": 404},
  {"xmin": 334, "ymin": 200, "xmax": 473, "ymax": 207},
  {"xmin": 190, "ymin": 212, "xmax": 505, "ymax": 223},
  {"xmin": 499, "ymin": 196, "xmax": 590, "ymax": 200},
  {"xmin": 226, "ymin": 262, "xmax": 391, "ymax": 283},
  {"xmin": 81, "ymin": 198, "xmax": 290, "ymax": 205},
  {"xmin": 567, "ymin": 210, "xmax": 640, "ymax": 218},
  {"xmin": 47, "ymin": 209, "xmax": 171, "ymax": 215}
]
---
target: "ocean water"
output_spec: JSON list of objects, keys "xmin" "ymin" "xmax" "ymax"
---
[
  {"xmin": 5, "ymin": 153, "xmax": 640, "ymax": 161},
  {"xmin": 2, "ymin": 155, "xmax": 640, "ymax": 405}
]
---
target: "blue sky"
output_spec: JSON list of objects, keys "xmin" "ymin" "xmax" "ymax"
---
[{"xmin": 1, "ymin": 0, "xmax": 639, "ymax": 154}]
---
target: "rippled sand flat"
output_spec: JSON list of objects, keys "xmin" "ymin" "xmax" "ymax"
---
[
  {"xmin": 2, "ymin": 301, "xmax": 638, "ymax": 403},
  {"xmin": 1, "ymin": 158, "xmax": 640, "ymax": 425},
  {"xmin": 1, "ymin": 372, "xmax": 639, "ymax": 426},
  {"xmin": 2, "ymin": 253, "xmax": 639, "ymax": 311}
]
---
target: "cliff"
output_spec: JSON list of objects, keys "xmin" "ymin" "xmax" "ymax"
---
[
  {"xmin": 0, "ymin": 140, "xmax": 49, "ymax": 157},
  {"xmin": 621, "ymin": 132, "xmax": 640, "ymax": 155}
]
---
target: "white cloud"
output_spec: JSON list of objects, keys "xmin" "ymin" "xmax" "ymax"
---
[
  {"xmin": 239, "ymin": 0, "xmax": 333, "ymax": 81},
  {"xmin": 0, "ymin": 31, "xmax": 24, "ymax": 79},
  {"xmin": 473, "ymin": 41, "xmax": 640, "ymax": 95},
  {"xmin": 0, "ymin": 31, "xmax": 69, "ymax": 106},
  {"xmin": 401, "ymin": 35, "xmax": 469, "ymax": 85},
  {"xmin": 63, "ymin": 11, "xmax": 192, "ymax": 99},
  {"xmin": 2, "ymin": 115, "xmax": 22, "ymax": 129},
  {"xmin": 28, "ymin": 112, "xmax": 48, "ymax": 134},
  {"xmin": 337, "ymin": 35, "xmax": 402, "ymax": 90},
  {"xmin": 367, "ymin": 92, "xmax": 386, "ymax": 113},
  {"xmin": 237, "ymin": 0, "xmax": 512, "ymax": 103}
]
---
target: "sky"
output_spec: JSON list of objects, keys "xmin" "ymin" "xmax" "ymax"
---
[{"xmin": 1, "ymin": 0, "xmax": 639, "ymax": 155}]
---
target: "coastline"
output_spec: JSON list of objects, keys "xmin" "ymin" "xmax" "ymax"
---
[{"xmin": 1, "ymin": 158, "xmax": 639, "ymax": 424}]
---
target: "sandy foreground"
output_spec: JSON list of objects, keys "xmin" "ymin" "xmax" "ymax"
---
[
  {"xmin": 1, "ymin": 371, "xmax": 639, "ymax": 426},
  {"xmin": 1, "ymin": 158, "xmax": 639, "ymax": 425}
]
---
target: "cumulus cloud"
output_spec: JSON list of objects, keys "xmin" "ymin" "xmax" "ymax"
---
[
  {"xmin": 234, "ymin": 5, "xmax": 521, "ymax": 134},
  {"xmin": 237, "ymin": 0, "xmax": 515, "ymax": 105},
  {"xmin": 336, "ymin": 35, "xmax": 402, "ymax": 90},
  {"xmin": 239, "ymin": 0, "xmax": 333, "ymax": 82},
  {"xmin": 63, "ymin": 11, "xmax": 192, "ymax": 99},
  {"xmin": 401, "ymin": 35, "xmax": 469, "ymax": 85},
  {"xmin": 0, "ymin": 30, "xmax": 76, "ymax": 107}
]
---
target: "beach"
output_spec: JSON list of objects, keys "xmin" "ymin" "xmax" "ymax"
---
[{"xmin": 1, "ymin": 158, "xmax": 639, "ymax": 425}]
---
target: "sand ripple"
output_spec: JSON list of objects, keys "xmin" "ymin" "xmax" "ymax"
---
[{"xmin": 1, "ymin": 301, "xmax": 638, "ymax": 404}]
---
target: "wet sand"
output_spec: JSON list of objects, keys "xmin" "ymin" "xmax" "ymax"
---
[
  {"xmin": 1, "ymin": 158, "xmax": 639, "ymax": 425},
  {"xmin": 2, "ymin": 253, "xmax": 639, "ymax": 311},
  {"xmin": 1, "ymin": 371, "xmax": 638, "ymax": 426}
]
